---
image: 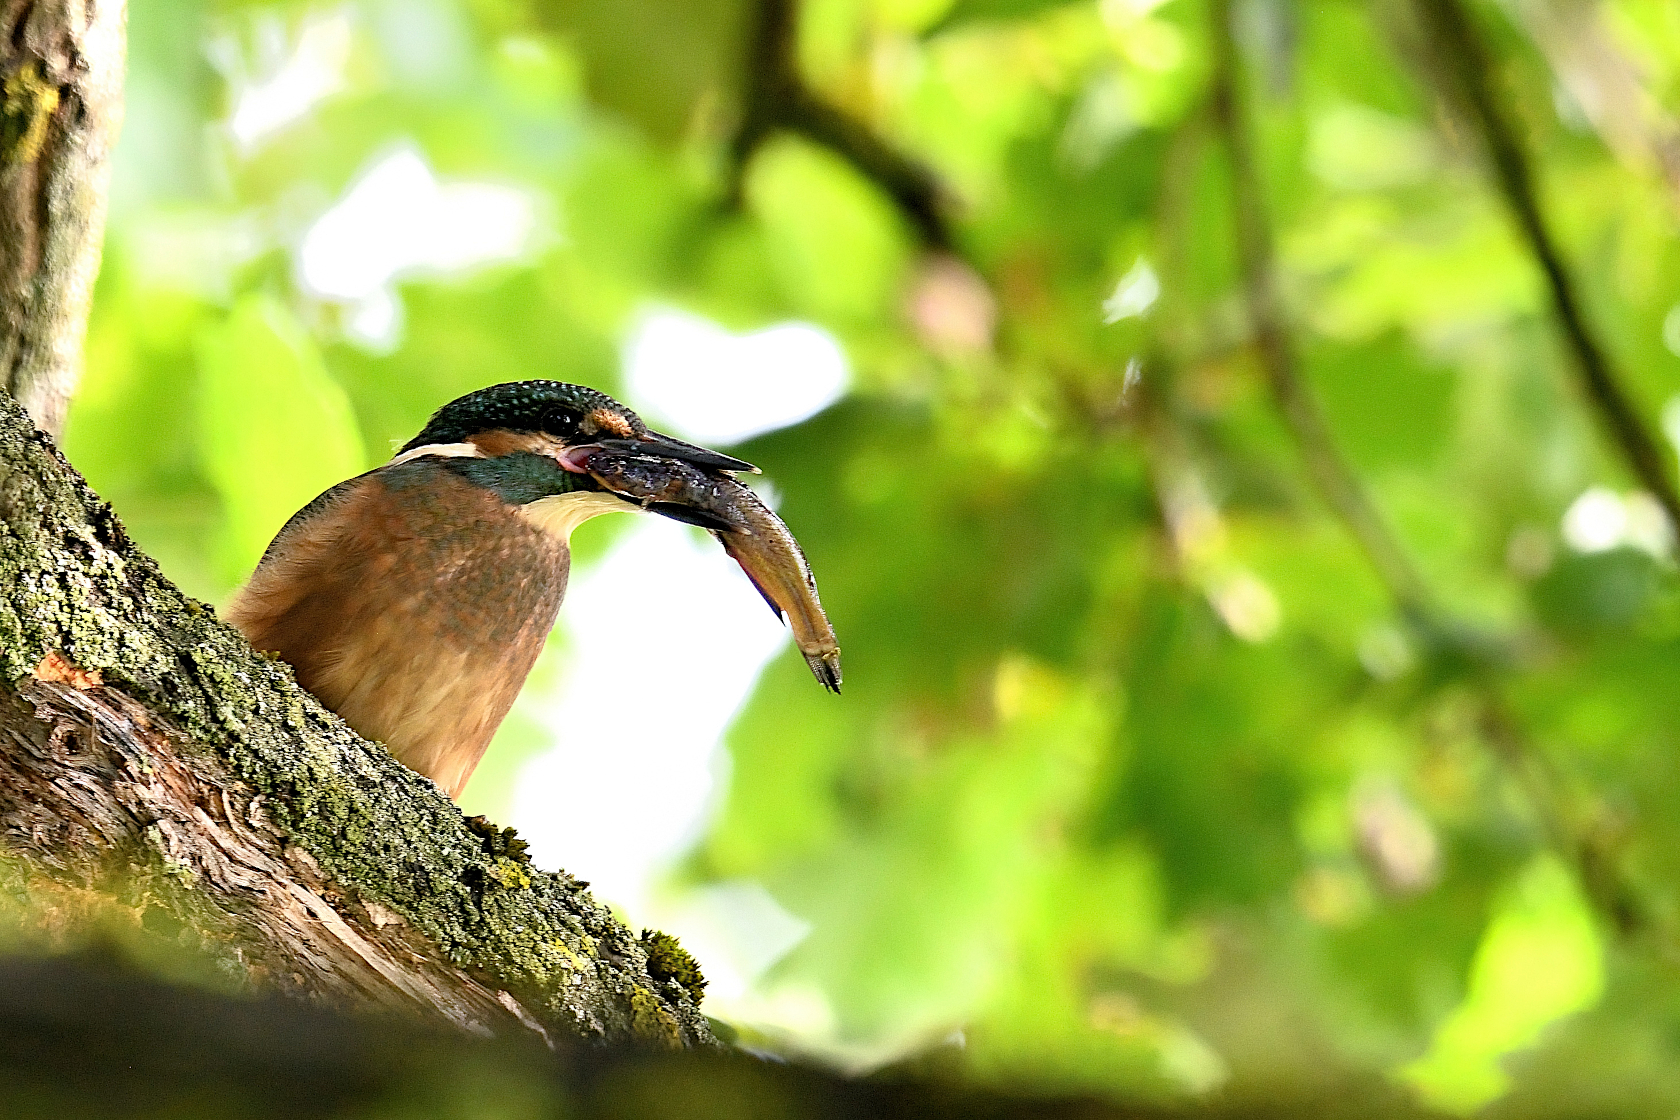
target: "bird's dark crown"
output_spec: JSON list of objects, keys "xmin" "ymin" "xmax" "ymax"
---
[{"xmin": 401, "ymin": 381, "xmax": 645, "ymax": 452}]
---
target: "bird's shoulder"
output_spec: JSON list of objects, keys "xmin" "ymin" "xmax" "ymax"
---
[
  {"xmin": 259, "ymin": 456, "xmax": 530, "ymax": 562},
  {"xmin": 255, "ymin": 472, "xmax": 371, "ymax": 567},
  {"xmin": 227, "ymin": 457, "xmax": 562, "ymax": 639}
]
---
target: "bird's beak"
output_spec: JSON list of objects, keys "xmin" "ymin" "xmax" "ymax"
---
[{"xmin": 591, "ymin": 431, "xmax": 758, "ymax": 474}]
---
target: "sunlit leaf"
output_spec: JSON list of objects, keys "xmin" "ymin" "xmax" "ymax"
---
[{"xmin": 1402, "ymin": 858, "xmax": 1604, "ymax": 1113}]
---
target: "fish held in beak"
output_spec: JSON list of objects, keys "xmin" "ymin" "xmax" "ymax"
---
[{"xmin": 579, "ymin": 448, "xmax": 843, "ymax": 694}]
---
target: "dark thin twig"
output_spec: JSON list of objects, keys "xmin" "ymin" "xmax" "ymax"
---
[
  {"xmin": 1480, "ymin": 697, "xmax": 1647, "ymax": 937},
  {"xmin": 1208, "ymin": 0, "xmax": 1654, "ymax": 941},
  {"xmin": 729, "ymin": 0, "xmax": 956, "ymax": 253},
  {"xmin": 1410, "ymin": 0, "xmax": 1680, "ymax": 533},
  {"xmin": 1207, "ymin": 0, "xmax": 1436, "ymax": 625}
]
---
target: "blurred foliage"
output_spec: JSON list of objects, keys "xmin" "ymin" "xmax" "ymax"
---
[{"xmin": 55, "ymin": 0, "xmax": 1680, "ymax": 1113}]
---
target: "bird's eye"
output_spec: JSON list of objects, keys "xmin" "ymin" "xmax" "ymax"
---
[{"xmin": 542, "ymin": 408, "xmax": 579, "ymax": 437}]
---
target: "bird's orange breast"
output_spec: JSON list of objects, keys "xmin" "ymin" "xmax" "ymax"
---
[{"xmin": 226, "ymin": 462, "xmax": 570, "ymax": 798}]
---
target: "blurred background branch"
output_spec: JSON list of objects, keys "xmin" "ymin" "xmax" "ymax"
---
[
  {"xmin": 1209, "ymin": 0, "xmax": 1654, "ymax": 958},
  {"xmin": 1209, "ymin": 0, "xmax": 1437, "ymax": 625},
  {"xmin": 1410, "ymin": 0, "xmax": 1680, "ymax": 533},
  {"xmin": 729, "ymin": 0, "xmax": 958, "ymax": 254}
]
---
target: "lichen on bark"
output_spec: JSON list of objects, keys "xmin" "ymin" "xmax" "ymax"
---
[{"xmin": 0, "ymin": 391, "xmax": 715, "ymax": 1047}]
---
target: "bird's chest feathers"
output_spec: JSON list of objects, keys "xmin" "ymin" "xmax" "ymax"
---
[
  {"xmin": 367, "ymin": 477, "xmax": 574, "ymax": 645},
  {"xmin": 371, "ymin": 474, "xmax": 629, "ymax": 644}
]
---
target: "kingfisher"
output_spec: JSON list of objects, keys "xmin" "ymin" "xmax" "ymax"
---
[{"xmin": 225, "ymin": 381, "xmax": 760, "ymax": 799}]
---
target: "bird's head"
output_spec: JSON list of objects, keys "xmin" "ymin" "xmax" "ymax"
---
[{"xmin": 396, "ymin": 380, "xmax": 754, "ymax": 538}]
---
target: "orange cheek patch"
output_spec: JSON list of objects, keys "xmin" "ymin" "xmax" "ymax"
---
[
  {"xmin": 587, "ymin": 408, "xmax": 634, "ymax": 437},
  {"xmin": 469, "ymin": 429, "xmax": 556, "ymax": 457}
]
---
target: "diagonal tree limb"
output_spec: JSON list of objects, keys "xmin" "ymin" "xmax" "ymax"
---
[
  {"xmin": 729, "ymin": 0, "xmax": 957, "ymax": 254},
  {"xmin": 1, "ymin": 0, "xmax": 714, "ymax": 1045},
  {"xmin": 1207, "ymin": 0, "xmax": 1437, "ymax": 626},
  {"xmin": 1207, "ymin": 0, "xmax": 1650, "ymax": 939},
  {"xmin": 0, "ymin": 392, "xmax": 716, "ymax": 1047},
  {"xmin": 1409, "ymin": 0, "xmax": 1680, "ymax": 534}
]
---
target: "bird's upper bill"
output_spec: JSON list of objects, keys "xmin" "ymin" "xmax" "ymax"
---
[{"xmin": 558, "ymin": 432, "xmax": 756, "ymax": 475}]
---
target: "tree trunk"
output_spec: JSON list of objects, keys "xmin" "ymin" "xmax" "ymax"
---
[{"xmin": 0, "ymin": 0, "xmax": 124, "ymax": 438}]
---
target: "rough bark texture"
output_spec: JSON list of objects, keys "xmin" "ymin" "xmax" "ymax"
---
[
  {"xmin": 0, "ymin": 0, "xmax": 123, "ymax": 438},
  {"xmin": 0, "ymin": 390, "xmax": 716, "ymax": 1047}
]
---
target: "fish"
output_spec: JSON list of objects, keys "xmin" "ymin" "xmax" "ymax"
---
[{"xmin": 580, "ymin": 449, "xmax": 843, "ymax": 693}]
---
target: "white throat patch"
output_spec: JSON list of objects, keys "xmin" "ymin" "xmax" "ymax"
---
[{"xmin": 518, "ymin": 490, "xmax": 639, "ymax": 542}]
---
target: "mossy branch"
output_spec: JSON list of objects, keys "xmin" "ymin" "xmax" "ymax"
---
[{"xmin": 0, "ymin": 391, "xmax": 715, "ymax": 1047}]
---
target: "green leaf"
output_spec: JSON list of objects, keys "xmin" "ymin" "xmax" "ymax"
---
[
  {"xmin": 195, "ymin": 295, "xmax": 367, "ymax": 584},
  {"xmin": 926, "ymin": 0, "xmax": 1084, "ymax": 36},
  {"xmin": 536, "ymin": 0, "xmax": 747, "ymax": 140},
  {"xmin": 1401, "ymin": 858, "xmax": 1604, "ymax": 1113}
]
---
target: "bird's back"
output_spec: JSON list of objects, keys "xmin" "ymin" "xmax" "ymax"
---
[{"xmin": 226, "ymin": 460, "xmax": 570, "ymax": 797}]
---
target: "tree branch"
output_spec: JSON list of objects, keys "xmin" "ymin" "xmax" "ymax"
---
[
  {"xmin": 0, "ymin": 0, "xmax": 124, "ymax": 438},
  {"xmin": 1409, "ymin": 0, "xmax": 1680, "ymax": 534},
  {"xmin": 1207, "ymin": 0, "xmax": 1436, "ymax": 625},
  {"xmin": 0, "ymin": 392, "xmax": 715, "ymax": 1047},
  {"xmin": 730, "ymin": 0, "xmax": 956, "ymax": 253},
  {"xmin": 1207, "ymin": 2, "xmax": 1652, "ymax": 940}
]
